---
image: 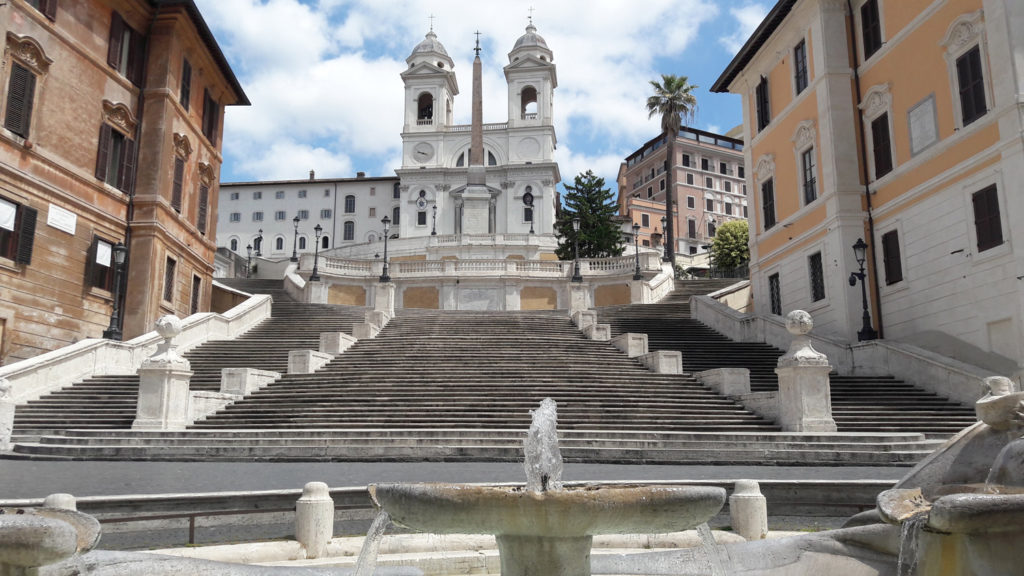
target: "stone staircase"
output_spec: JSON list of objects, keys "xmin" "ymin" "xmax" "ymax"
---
[
  {"xmin": 11, "ymin": 294, "xmax": 368, "ymax": 435},
  {"xmin": 217, "ymin": 278, "xmax": 295, "ymax": 303},
  {"xmin": 598, "ymin": 281, "xmax": 977, "ymax": 437}
]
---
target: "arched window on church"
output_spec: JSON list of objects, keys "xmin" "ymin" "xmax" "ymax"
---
[
  {"xmin": 343, "ymin": 221, "xmax": 354, "ymax": 241},
  {"xmin": 417, "ymin": 93, "xmax": 434, "ymax": 124},
  {"xmin": 488, "ymin": 151, "xmax": 497, "ymax": 166},
  {"xmin": 298, "ymin": 236, "xmax": 307, "ymax": 250},
  {"xmin": 275, "ymin": 237, "xmax": 284, "ymax": 251},
  {"xmin": 230, "ymin": 238, "xmax": 238, "ymax": 251},
  {"xmin": 456, "ymin": 152, "xmax": 465, "ymax": 167},
  {"xmin": 322, "ymin": 235, "xmax": 330, "ymax": 249},
  {"xmin": 521, "ymin": 86, "xmax": 538, "ymax": 120},
  {"xmin": 392, "ymin": 206, "xmax": 400, "ymax": 226}
]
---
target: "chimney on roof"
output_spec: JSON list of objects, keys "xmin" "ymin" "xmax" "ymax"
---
[
  {"xmin": 356, "ymin": 171, "xmax": 366, "ymax": 179},
  {"xmin": 309, "ymin": 169, "xmax": 315, "ymax": 180}
]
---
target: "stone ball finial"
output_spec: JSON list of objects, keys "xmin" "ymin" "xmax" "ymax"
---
[
  {"xmin": 785, "ymin": 310, "xmax": 814, "ymax": 336},
  {"xmin": 154, "ymin": 315, "xmax": 182, "ymax": 340}
]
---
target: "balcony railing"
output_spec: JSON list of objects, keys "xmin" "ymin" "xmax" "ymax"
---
[
  {"xmin": 416, "ymin": 118, "xmax": 433, "ymax": 126},
  {"xmin": 313, "ymin": 253, "xmax": 660, "ymax": 280}
]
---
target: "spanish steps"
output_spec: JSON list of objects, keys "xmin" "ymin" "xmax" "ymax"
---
[{"xmin": 7, "ymin": 278, "xmax": 971, "ymax": 463}]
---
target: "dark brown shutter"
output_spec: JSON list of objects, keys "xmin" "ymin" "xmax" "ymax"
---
[
  {"xmin": 973, "ymin": 185, "xmax": 1002, "ymax": 252},
  {"xmin": 42, "ymin": 0, "xmax": 57, "ymax": 20},
  {"xmin": 107, "ymin": 11, "xmax": 124, "ymax": 69},
  {"xmin": 871, "ymin": 114, "xmax": 892, "ymax": 177},
  {"xmin": 180, "ymin": 59, "xmax": 192, "ymax": 111},
  {"xmin": 84, "ymin": 236, "xmax": 98, "ymax": 287},
  {"xmin": 15, "ymin": 206, "xmax": 37, "ymax": 265},
  {"xmin": 4, "ymin": 64, "xmax": 36, "ymax": 138},
  {"xmin": 881, "ymin": 230, "xmax": 902, "ymax": 285},
  {"xmin": 129, "ymin": 29, "xmax": 146, "ymax": 87},
  {"xmin": 197, "ymin": 184, "xmax": 209, "ymax": 235},
  {"xmin": 95, "ymin": 124, "xmax": 112, "ymax": 181},
  {"xmin": 118, "ymin": 137, "xmax": 136, "ymax": 193},
  {"xmin": 171, "ymin": 157, "xmax": 184, "ymax": 212}
]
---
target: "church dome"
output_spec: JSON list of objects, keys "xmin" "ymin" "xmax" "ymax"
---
[
  {"xmin": 513, "ymin": 23, "xmax": 548, "ymax": 51},
  {"xmin": 407, "ymin": 30, "xmax": 455, "ymax": 70},
  {"xmin": 412, "ymin": 30, "xmax": 449, "ymax": 58}
]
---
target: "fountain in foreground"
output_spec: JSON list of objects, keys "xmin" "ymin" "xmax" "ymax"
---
[{"xmin": 369, "ymin": 398, "xmax": 726, "ymax": 576}]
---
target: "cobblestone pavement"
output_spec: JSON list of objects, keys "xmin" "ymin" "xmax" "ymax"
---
[{"xmin": 0, "ymin": 460, "xmax": 910, "ymax": 500}]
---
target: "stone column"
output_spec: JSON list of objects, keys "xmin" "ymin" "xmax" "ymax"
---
[
  {"xmin": 0, "ymin": 379, "xmax": 13, "ymax": 452},
  {"xmin": 774, "ymin": 310, "xmax": 837, "ymax": 432},
  {"xmin": 295, "ymin": 482, "xmax": 334, "ymax": 559},
  {"xmin": 133, "ymin": 316, "xmax": 193, "ymax": 431}
]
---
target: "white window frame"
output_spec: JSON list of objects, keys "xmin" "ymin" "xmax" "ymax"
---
[
  {"xmin": 803, "ymin": 242, "xmax": 830, "ymax": 313},
  {"xmin": 941, "ymin": 10, "xmax": 992, "ymax": 131},
  {"xmin": 858, "ymin": 83, "xmax": 894, "ymax": 182},
  {"xmin": 961, "ymin": 169, "xmax": 1010, "ymax": 266},
  {"xmin": 852, "ymin": 0, "xmax": 887, "ymax": 66},
  {"xmin": 875, "ymin": 219, "xmax": 908, "ymax": 295},
  {"xmin": 791, "ymin": 36, "xmax": 810, "ymax": 97}
]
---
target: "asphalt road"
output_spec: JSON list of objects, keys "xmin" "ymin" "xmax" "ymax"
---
[{"xmin": 0, "ymin": 460, "xmax": 911, "ymax": 500}]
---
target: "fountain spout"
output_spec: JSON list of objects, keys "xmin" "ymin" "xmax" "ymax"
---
[{"xmin": 524, "ymin": 397, "xmax": 563, "ymax": 492}]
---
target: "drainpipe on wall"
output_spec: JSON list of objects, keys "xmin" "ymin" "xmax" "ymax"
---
[{"xmin": 846, "ymin": 0, "xmax": 884, "ymax": 339}]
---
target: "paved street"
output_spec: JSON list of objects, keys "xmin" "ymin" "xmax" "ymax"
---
[{"xmin": 0, "ymin": 460, "xmax": 910, "ymax": 500}]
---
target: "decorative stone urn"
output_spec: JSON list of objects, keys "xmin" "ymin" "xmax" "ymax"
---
[{"xmin": 774, "ymin": 310, "xmax": 837, "ymax": 432}]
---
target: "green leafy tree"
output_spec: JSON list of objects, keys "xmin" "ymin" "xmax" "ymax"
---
[
  {"xmin": 710, "ymin": 219, "xmax": 750, "ymax": 270},
  {"xmin": 646, "ymin": 74, "xmax": 698, "ymax": 262},
  {"xmin": 555, "ymin": 170, "xmax": 624, "ymax": 260}
]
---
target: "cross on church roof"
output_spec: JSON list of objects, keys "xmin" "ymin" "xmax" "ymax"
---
[
  {"xmin": 528, "ymin": 6, "xmax": 534, "ymax": 25},
  {"xmin": 428, "ymin": 14, "xmax": 435, "ymax": 32},
  {"xmin": 474, "ymin": 30, "xmax": 481, "ymax": 56}
]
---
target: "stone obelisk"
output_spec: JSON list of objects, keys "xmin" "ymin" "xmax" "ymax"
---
[{"xmin": 461, "ymin": 32, "xmax": 493, "ymax": 235}]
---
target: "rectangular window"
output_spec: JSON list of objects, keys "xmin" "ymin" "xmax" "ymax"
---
[
  {"xmin": 524, "ymin": 206, "xmax": 533, "ymax": 223},
  {"xmin": 686, "ymin": 173, "xmax": 694, "ymax": 185},
  {"xmin": 4, "ymin": 63, "xmax": 36, "ymax": 138},
  {"xmin": 230, "ymin": 192, "xmax": 239, "ymax": 200},
  {"xmin": 761, "ymin": 179, "xmax": 776, "ymax": 230},
  {"xmin": 202, "ymin": 89, "xmax": 219, "ymax": 143},
  {"xmin": 687, "ymin": 219, "xmax": 696, "ymax": 239},
  {"xmin": 162, "ymin": 257, "xmax": 176, "ymax": 303},
  {"xmin": 108, "ymin": 11, "xmax": 145, "ymax": 86},
  {"xmin": 687, "ymin": 196, "xmax": 695, "ymax": 209},
  {"xmin": 724, "ymin": 181, "xmax": 732, "ymax": 193},
  {"xmin": 871, "ymin": 113, "xmax": 893, "ymax": 178},
  {"xmin": 171, "ymin": 157, "xmax": 184, "ymax": 212},
  {"xmin": 343, "ymin": 221, "xmax": 354, "ymax": 240},
  {"xmin": 85, "ymin": 237, "xmax": 115, "ymax": 291},
  {"xmin": 972, "ymin": 184, "xmax": 1003, "ymax": 252},
  {"xmin": 393, "ymin": 186, "xmax": 401, "ymax": 199},
  {"xmin": 707, "ymin": 221, "xmax": 716, "ymax": 237},
  {"xmin": 956, "ymin": 46, "xmax": 987, "ymax": 126},
  {"xmin": 755, "ymin": 76, "xmax": 771, "ymax": 131},
  {"xmin": 881, "ymin": 230, "xmax": 903, "ymax": 285},
  {"xmin": 179, "ymin": 58, "xmax": 191, "ymax": 111},
  {"xmin": 369, "ymin": 207, "xmax": 376, "ymax": 217},
  {"xmin": 802, "ymin": 147, "xmax": 817, "ymax": 204},
  {"xmin": 706, "ymin": 198, "xmax": 714, "ymax": 212},
  {"xmin": 861, "ymin": 0, "xmax": 883, "ymax": 60},
  {"xmin": 647, "ymin": 186, "xmax": 653, "ymax": 199},
  {"xmin": 229, "ymin": 212, "xmax": 240, "ymax": 222},
  {"xmin": 768, "ymin": 273, "xmax": 782, "ymax": 315},
  {"xmin": 417, "ymin": 211, "xmax": 427, "ymax": 226},
  {"xmin": 26, "ymin": 0, "xmax": 57, "ymax": 19},
  {"xmin": 298, "ymin": 189, "xmax": 307, "ymax": 198},
  {"xmin": 809, "ymin": 252, "xmax": 825, "ymax": 302},
  {"xmin": 0, "ymin": 197, "xmax": 36, "ymax": 264},
  {"xmin": 325, "ymin": 189, "xmax": 331, "ymax": 197},
  {"xmin": 701, "ymin": 158, "xmax": 709, "ymax": 171},
  {"xmin": 190, "ymin": 275, "xmax": 201, "ymax": 315},
  {"xmin": 275, "ymin": 190, "xmax": 284, "ymax": 199},
  {"xmin": 794, "ymin": 39, "xmax": 808, "ymax": 94},
  {"xmin": 94, "ymin": 124, "xmax": 136, "ymax": 193},
  {"xmin": 725, "ymin": 202, "xmax": 733, "ymax": 216},
  {"xmin": 275, "ymin": 210, "xmax": 285, "ymax": 221},
  {"xmin": 705, "ymin": 177, "xmax": 713, "ymax": 189},
  {"xmin": 682, "ymin": 154, "xmax": 690, "ymax": 167},
  {"xmin": 297, "ymin": 209, "xmax": 309, "ymax": 220},
  {"xmin": 253, "ymin": 191, "xmax": 262, "ymax": 200},
  {"xmin": 252, "ymin": 211, "xmax": 263, "ymax": 222},
  {"xmin": 743, "ymin": 205, "xmax": 748, "ymax": 218},
  {"xmin": 689, "ymin": 245, "xmax": 697, "ymax": 255},
  {"xmin": 738, "ymin": 166, "xmax": 745, "ymax": 179},
  {"xmin": 369, "ymin": 187, "xmax": 375, "ymax": 196},
  {"xmin": 197, "ymin": 184, "xmax": 209, "ymax": 235},
  {"xmin": 719, "ymin": 162, "xmax": 728, "ymax": 175},
  {"xmin": 320, "ymin": 209, "xmax": 331, "ymax": 219},
  {"xmin": 659, "ymin": 179, "xmax": 665, "ymax": 191},
  {"xmin": 641, "ymin": 213, "xmax": 650, "ymax": 227},
  {"xmin": 344, "ymin": 195, "xmax": 355, "ymax": 213}
]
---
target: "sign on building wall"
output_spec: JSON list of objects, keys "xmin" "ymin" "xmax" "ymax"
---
[{"xmin": 46, "ymin": 204, "xmax": 77, "ymax": 235}]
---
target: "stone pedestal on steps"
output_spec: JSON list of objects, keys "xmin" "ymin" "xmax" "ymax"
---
[
  {"xmin": 775, "ymin": 311, "xmax": 837, "ymax": 433},
  {"xmin": 307, "ymin": 280, "xmax": 328, "ymax": 304},
  {"xmin": 638, "ymin": 350, "xmax": 683, "ymax": 374},
  {"xmin": 611, "ymin": 333, "xmax": 648, "ymax": 357},
  {"xmin": 289, "ymin": 350, "xmax": 333, "ymax": 374},
  {"xmin": 134, "ymin": 316, "xmax": 193, "ymax": 431},
  {"xmin": 221, "ymin": 368, "xmax": 281, "ymax": 396},
  {"xmin": 374, "ymin": 282, "xmax": 396, "ymax": 316},
  {"xmin": 0, "ymin": 379, "xmax": 13, "ymax": 451},
  {"xmin": 568, "ymin": 283, "xmax": 590, "ymax": 315},
  {"xmin": 320, "ymin": 332, "xmax": 357, "ymax": 355}
]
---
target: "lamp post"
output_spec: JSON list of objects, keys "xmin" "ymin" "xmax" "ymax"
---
[
  {"xmin": 380, "ymin": 215, "xmax": 391, "ymax": 283},
  {"xmin": 632, "ymin": 222, "xmax": 642, "ymax": 280},
  {"xmin": 310, "ymin": 224, "xmax": 322, "ymax": 282},
  {"xmin": 245, "ymin": 244, "xmax": 252, "ymax": 278},
  {"xmin": 431, "ymin": 204, "xmax": 437, "ymax": 236},
  {"xmin": 102, "ymin": 242, "xmax": 128, "ymax": 341},
  {"xmin": 571, "ymin": 216, "xmax": 582, "ymax": 283},
  {"xmin": 255, "ymin": 228, "xmax": 263, "ymax": 257},
  {"xmin": 660, "ymin": 216, "xmax": 667, "ymax": 259},
  {"xmin": 290, "ymin": 216, "xmax": 300, "ymax": 262},
  {"xmin": 848, "ymin": 237, "xmax": 878, "ymax": 341}
]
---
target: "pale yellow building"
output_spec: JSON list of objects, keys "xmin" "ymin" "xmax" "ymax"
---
[{"xmin": 713, "ymin": 0, "xmax": 1024, "ymax": 371}]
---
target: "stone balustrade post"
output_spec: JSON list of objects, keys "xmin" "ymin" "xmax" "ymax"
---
[
  {"xmin": 295, "ymin": 481, "xmax": 334, "ymax": 560},
  {"xmin": 306, "ymin": 280, "xmax": 328, "ymax": 304},
  {"xmin": 374, "ymin": 282, "xmax": 396, "ymax": 317},
  {"xmin": 320, "ymin": 332, "xmax": 358, "ymax": 355},
  {"xmin": 774, "ymin": 310, "xmax": 837, "ymax": 432},
  {"xmin": 0, "ymin": 379, "xmax": 13, "ymax": 452},
  {"xmin": 133, "ymin": 316, "xmax": 193, "ymax": 431},
  {"xmin": 568, "ymin": 283, "xmax": 589, "ymax": 316},
  {"xmin": 729, "ymin": 480, "xmax": 768, "ymax": 540},
  {"xmin": 288, "ymin": 351, "xmax": 333, "ymax": 374}
]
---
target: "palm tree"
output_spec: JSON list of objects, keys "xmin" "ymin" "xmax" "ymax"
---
[{"xmin": 646, "ymin": 74, "xmax": 697, "ymax": 263}]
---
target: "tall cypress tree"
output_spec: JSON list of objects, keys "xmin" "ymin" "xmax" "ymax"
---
[{"xmin": 555, "ymin": 170, "xmax": 624, "ymax": 260}]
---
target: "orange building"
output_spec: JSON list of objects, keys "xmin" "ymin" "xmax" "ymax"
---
[
  {"xmin": 0, "ymin": 0, "xmax": 247, "ymax": 363},
  {"xmin": 617, "ymin": 127, "xmax": 747, "ymax": 259},
  {"xmin": 713, "ymin": 0, "xmax": 1024, "ymax": 369}
]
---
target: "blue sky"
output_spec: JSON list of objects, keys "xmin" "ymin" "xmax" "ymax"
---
[{"xmin": 195, "ymin": 0, "xmax": 770, "ymax": 194}]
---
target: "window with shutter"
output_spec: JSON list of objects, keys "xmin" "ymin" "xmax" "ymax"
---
[
  {"xmin": 85, "ymin": 236, "xmax": 115, "ymax": 291},
  {"xmin": 687, "ymin": 219, "xmax": 696, "ymax": 239},
  {"xmin": 202, "ymin": 90, "xmax": 219, "ymax": 142},
  {"xmin": 861, "ymin": 0, "xmax": 883, "ymax": 60},
  {"xmin": 956, "ymin": 46, "xmax": 987, "ymax": 126},
  {"xmin": 768, "ymin": 273, "xmax": 782, "ymax": 315},
  {"xmin": 972, "ymin": 185, "xmax": 1003, "ymax": 252},
  {"xmin": 197, "ymin": 184, "xmax": 209, "ymax": 235},
  {"xmin": 26, "ymin": 0, "xmax": 58, "ymax": 20},
  {"xmin": 881, "ymin": 230, "xmax": 903, "ymax": 285},
  {"xmin": 163, "ymin": 257, "xmax": 176, "ymax": 303},
  {"xmin": 190, "ymin": 275, "xmax": 201, "ymax": 315},
  {"xmin": 107, "ymin": 11, "xmax": 144, "ymax": 86},
  {"xmin": 871, "ymin": 113, "xmax": 893, "ymax": 178},
  {"xmin": 180, "ymin": 58, "xmax": 192, "ymax": 111},
  {"xmin": 0, "ymin": 197, "xmax": 36, "ymax": 265},
  {"xmin": 755, "ymin": 77, "xmax": 771, "ymax": 131},
  {"xmin": 95, "ymin": 124, "xmax": 135, "ymax": 193},
  {"xmin": 4, "ymin": 63, "xmax": 36, "ymax": 138},
  {"xmin": 761, "ymin": 179, "xmax": 776, "ymax": 230},
  {"xmin": 171, "ymin": 157, "xmax": 184, "ymax": 212},
  {"xmin": 809, "ymin": 252, "xmax": 825, "ymax": 301}
]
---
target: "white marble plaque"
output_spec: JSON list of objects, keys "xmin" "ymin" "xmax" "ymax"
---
[
  {"xmin": 458, "ymin": 288, "xmax": 500, "ymax": 310},
  {"xmin": 908, "ymin": 95, "xmax": 938, "ymax": 156},
  {"xmin": 47, "ymin": 204, "xmax": 77, "ymax": 235}
]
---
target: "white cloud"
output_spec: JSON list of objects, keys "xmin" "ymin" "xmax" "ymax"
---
[{"xmin": 719, "ymin": 3, "xmax": 770, "ymax": 55}]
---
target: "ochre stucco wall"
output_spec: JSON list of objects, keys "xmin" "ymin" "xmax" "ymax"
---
[
  {"xmin": 328, "ymin": 284, "xmax": 366, "ymax": 306},
  {"xmin": 404, "ymin": 286, "xmax": 439, "ymax": 309},
  {"xmin": 595, "ymin": 284, "xmax": 630, "ymax": 307},
  {"xmin": 521, "ymin": 286, "xmax": 557, "ymax": 310}
]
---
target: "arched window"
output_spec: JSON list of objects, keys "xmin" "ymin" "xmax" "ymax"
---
[
  {"xmin": 252, "ymin": 236, "xmax": 262, "ymax": 254},
  {"xmin": 343, "ymin": 221, "xmax": 354, "ymax": 241},
  {"xmin": 417, "ymin": 92, "xmax": 433, "ymax": 122},
  {"xmin": 298, "ymin": 236, "xmax": 307, "ymax": 250},
  {"xmin": 456, "ymin": 152, "xmax": 465, "ymax": 167},
  {"xmin": 488, "ymin": 151, "xmax": 497, "ymax": 166},
  {"xmin": 230, "ymin": 238, "xmax": 238, "ymax": 251},
  {"xmin": 521, "ymin": 86, "xmax": 538, "ymax": 119},
  {"xmin": 393, "ymin": 182, "xmax": 400, "ymax": 199},
  {"xmin": 275, "ymin": 237, "xmax": 284, "ymax": 251},
  {"xmin": 321, "ymin": 235, "xmax": 330, "ymax": 249},
  {"xmin": 392, "ymin": 206, "xmax": 400, "ymax": 226},
  {"xmin": 344, "ymin": 195, "xmax": 355, "ymax": 213}
]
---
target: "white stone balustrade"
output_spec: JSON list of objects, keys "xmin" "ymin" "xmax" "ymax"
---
[
  {"xmin": 288, "ymin": 350, "xmax": 333, "ymax": 375},
  {"xmin": 320, "ymin": 333, "xmax": 357, "ymax": 356},
  {"xmin": 611, "ymin": 333, "xmax": 648, "ymax": 358},
  {"xmin": 133, "ymin": 316, "xmax": 193, "ymax": 431},
  {"xmin": 775, "ymin": 310, "xmax": 838, "ymax": 433},
  {"xmin": 699, "ymin": 368, "xmax": 751, "ymax": 396},
  {"xmin": 317, "ymin": 254, "xmax": 659, "ymax": 280},
  {"xmin": 637, "ymin": 350, "xmax": 683, "ymax": 374}
]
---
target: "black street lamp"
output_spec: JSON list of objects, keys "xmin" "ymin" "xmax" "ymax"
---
[
  {"xmin": 255, "ymin": 228, "xmax": 263, "ymax": 257},
  {"xmin": 245, "ymin": 244, "xmax": 252, "ymax": 278},
  {"xmin": 571, "ymin": 216, "xmax": 582, "ymax": 283},
  {"xmin": 431, "ymin": 204, "xmax": 437, "ymax": 236},
  {"xmin": 848, "ymin": 237, "xmax": 878, "ymax": 341},
  {"xmin": 632, "ymin": 222, "xmax": 642, "ymax": 281},
  {"xmin": 102, "ymin": 242, "xmax": 128, "ymax": 341},
  {"xmin": 660, "ymin": 216, "xmax": 667, "ymax": 259},
  {"xmin": 290, "ymin": 215, "xmax": 300, "ymax": 262},
  {"xmin": 380, "ymin": 215, "xmax": 392, "ymax": 283},
  {"xmin": 310, "ymin": 224, "xmax": 323, "ymax": 282}
]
